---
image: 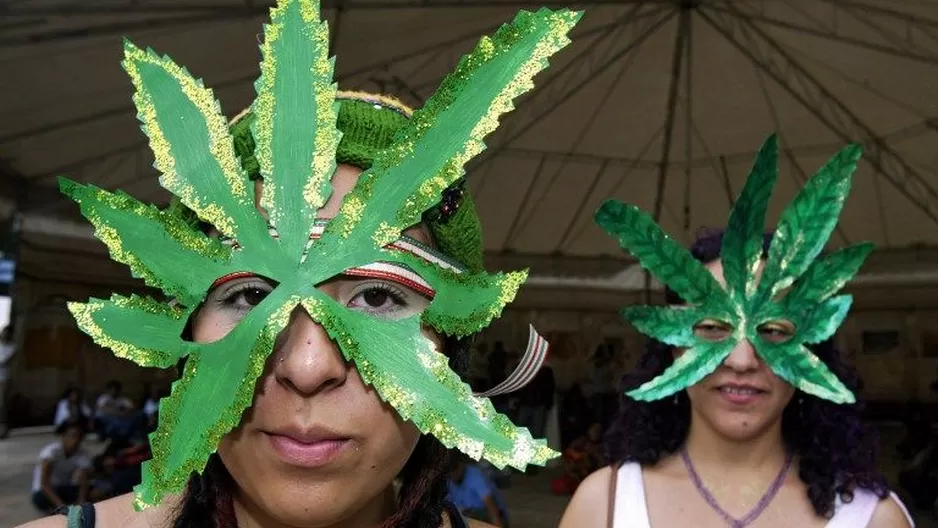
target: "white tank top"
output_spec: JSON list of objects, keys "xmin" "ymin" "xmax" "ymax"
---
[{"xmin": 610, "ymin": 462, "xmax": 915, "ymax": 528}]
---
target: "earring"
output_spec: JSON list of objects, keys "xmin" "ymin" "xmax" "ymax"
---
[{"xmin": 673, "ymin": 394, "xmax": 680, "ymax": 405}]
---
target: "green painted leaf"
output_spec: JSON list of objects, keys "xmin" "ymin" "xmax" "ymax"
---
[
  {"xmin": 784, "ymin": 243, "xmax": 873, "ymax": 313},
  {"xmin": 721, "ymin": 135, "xmax": 777, "ymax": 304},
  {"xmin": 122, "ymin": 41, "xmax": 271, "ymax": 251},
  {"xmin": 620, "ymin": 305, "xmax": 701, "ymax": 348},
  {"xmin": 387, "ymin": 251, "xmax": 526, "ymax": 338},
  {"xmin": 254, "ymin": 0, "xmax": 340, "ymax": 261},
  {"xmin": 67, "ymin": 3, "xmax": 586, "ymax": 507},
  {"xmin": 627, "ymin": 340, "xmax": 734, "ymax": 401},
  {"xmin": 758, "ymin": 144, "xmax": 863, "ymax": 301},
  {"xmin": 67, "ymin": 295, "xmax": 190, "ymax": 369},
  {"xmin": 596, "ymin": 199, "xmax": 729, "ymax": 309},
  {"xmin": 318, "ymin": 8, "xmax": 581, "ymax": 251},
  {"xmin": 135, "ymin": 288, "xmax": 296, "ymax": 507},
  {"xmin": 60, "ymin": 178, "xmax": 230, "ymax": 307},
  {"xmin": 303, "ymin": 295, "xmax": 557, "ymax": 470},
  {"xmin": 796, "ymin": 295, "xmax": 852, "ymax": 345},
  {"xmin": 756, "ymin": 342, "xmax": 855, "ymax": 404}
]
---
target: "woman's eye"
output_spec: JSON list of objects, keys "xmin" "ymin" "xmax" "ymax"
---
[
  {"xmin": 234, "ymin": 287, "xmax": 269, "ymax": 307},
  {"xmin": 757, "ymin": 322, "xmax": 795, "ymax": 344},
  {"xmin": 211, "ymin": 279, "xmax": 274, "ymax": 311},
  {"xmin": 361, "ymin": 288, "xmax": 391, "ymax": 308},
  {"xmin": 348, "ymin": 283, "xmax": 408, "ymax": 314},
  {"xmin": 693, "ymin": 320, "xmax": 732, "ymax": 341}
]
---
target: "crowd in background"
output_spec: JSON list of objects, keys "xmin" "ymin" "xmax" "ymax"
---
[
  {"xmin": 29, "ymin": 380, "xmax": 164, "ymax": 514},
  {"xmin": 13, "ymin": 338, "xmax": 938, "ymax": 521}
]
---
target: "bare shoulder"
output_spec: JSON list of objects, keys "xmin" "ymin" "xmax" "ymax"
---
[
  {"xmin": 867, "ymin": 493, "xmax": 914, "ymax": 528},
  {"xmin": 16, "ymin": 515, "xmax": 65, "ymax": 528},
  {"xmin": 17, "ymin": 493, "xmax": 181, "ymax": 528},
  {"xmin": 466, "ymin": 520, "xmax": 497, "ymax": 528},
  {"xmin": 558, "ymin": 465, "xmax": 616, "ymax": 528}
]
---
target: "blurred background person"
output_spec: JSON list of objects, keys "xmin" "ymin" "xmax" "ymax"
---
[
  {"xmin": 30, "ymin": 421, "xmax": 91, "ymax": 513},
  {"xmin": 448, "ymin": 454, "xmax": 510, "ymax": 527},
  {"xmin": 0, "ymin": 326, "xmax": 15, "ymax": 439},
  {"xmin": 52, "ymin": 387, "xmax": 93, "ymax": 432}
]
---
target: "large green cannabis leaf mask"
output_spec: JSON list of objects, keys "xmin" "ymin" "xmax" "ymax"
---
[
  {"xmin": 61, "ymin": 0, "xmax": 580, "ymax": 508},
  {"xmin": 596, "ymin": 135, "xmax": 870, "ymax": 405}
]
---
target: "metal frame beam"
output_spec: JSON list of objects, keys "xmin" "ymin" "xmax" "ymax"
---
[
  {"xmin": 1, "ymin": 21, "xmax": 506, "ymax": 146},
  {"xmin": 818, "ymin": 0, "xmax": 938, "ymax": 33},
  {"xmin": 501, "ymin": 9, "xmax": 656, "ymax": 250},
  {"xmin": 749, "ymin": 63, "xmax": 851, "ymax": 245},
  {"xmin": 652, "ymin": 8, "xmax": 688, "ymax": 224},
  {"xmin": 499, "ymin": 154, "xmax": 548, "ymax": 251},
  {"xmin": 559, "ymin": 123, "xmax": 664, "ymax": 253},
  {"xmin": 0, "ymin": 11, "xmax": 264, "ymax": 47},
  {"xmin": 708, "ymin": 4, "xmax": 938, "ymax": 65},
  {"xmin": 699, "ymin": 5, "xmax": 938, "ymax": 226},
  {"xmin": 0, "ymin": 158, "xmax": 64, "ymax": 212},
  {"xmin": 491, "ymin": 115, "xmax": 938, "ymax": 169},
  {"xmin": 554, "ymin": 159, "xmax": 609, "ymax": 252},
  {"xmin": 2, "ymin": 1, "xmax": 671, "ymax": 17},
  {"xmin": 472, "ymin": 7, "xmax": 675, "ymax": 196}
]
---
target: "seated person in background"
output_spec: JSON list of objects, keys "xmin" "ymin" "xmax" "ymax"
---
[
  {"xmin": 89, "ymin": 439, "xmax": 149, "ymax": 501},
  {"xmin": 552, "ymin": 422, "xmax": 604, "ymax": 495},
  {"xmin": 94, "ymin": 380, "xmax": 138, "ymax": 441},
  {"xmin": 448, "ymin": 455, "xmax": 509, "ymax": 527},
  {"xmin": 31, "ymin": 421, "xmax": 91, "ymax": 513},
  {"xmin": 142, "ymin": 385, "xmax": 161, "ymax": 431},
  {"xmin": 52, "ymin": 388, "xmax": 93, "ymax": 431},
  {"xmin": 565, "ymin": 422, "xmax": 603, "ymax": 482}
]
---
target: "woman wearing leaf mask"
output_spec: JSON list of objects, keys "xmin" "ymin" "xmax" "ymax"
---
[
  {"xmin": 20, "ymin": 2, "xmax": 580, "ymax": 527},
  {"xmin": 560, "ymin": 137, "xmax": 914, "ymax": 528}
]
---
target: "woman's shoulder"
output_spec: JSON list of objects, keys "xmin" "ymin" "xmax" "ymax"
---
[
  {"xmin": 558, "ymin": 465, "xmax": 619, "ymax": 528},
  {"xmin": 466, "ymin": 520, "xmax": 497, "ymax": 528},
  {"xmin": 441, "ymin": 510, "xmax": 496, "ymax": 528},
  {"xmin": 17, "ymin": 493, "xmax": 180, "ymax": 528},
  {"xmin": 866, "ymin": 491, "xmax": 914, "ymax": 528}
]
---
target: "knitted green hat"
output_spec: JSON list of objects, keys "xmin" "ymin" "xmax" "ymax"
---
[{"xmin": 224, "ymin": 90, "xmax": 485, "ymax": 272}]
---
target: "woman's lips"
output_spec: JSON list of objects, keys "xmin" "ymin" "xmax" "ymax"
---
[
  {"xmin": 266, "ymin": 432, "xmax": 350, "ymax": 467},
  {"xmin": 715, "ymin": 384, "xmax": 766, "ymax": 405}
]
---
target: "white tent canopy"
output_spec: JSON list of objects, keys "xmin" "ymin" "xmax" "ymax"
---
[{"xmin": 2, "ymin": 0, "xmax": 938, "ymax": 287}]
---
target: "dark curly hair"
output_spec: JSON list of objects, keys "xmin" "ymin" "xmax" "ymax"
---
[{"xmin": 604, "ymin": 230, "xmax": 889, "ymax": 518}]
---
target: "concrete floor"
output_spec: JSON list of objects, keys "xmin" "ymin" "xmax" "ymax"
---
[{"xmin": 1, "ymin": 426, "xmax": 935, "ymax": 527}]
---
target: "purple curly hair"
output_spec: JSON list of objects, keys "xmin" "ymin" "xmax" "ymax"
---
[{"xmin": 604, "ymin": 230, "xmax": 889, "ymax": 518}]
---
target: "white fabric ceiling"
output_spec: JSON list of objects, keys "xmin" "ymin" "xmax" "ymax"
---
[{"xmin": 2, "ymin": 0, "xmax": 938, "ymax": 286}]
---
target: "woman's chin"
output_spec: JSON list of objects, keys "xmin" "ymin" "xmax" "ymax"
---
[
  {"xmin": 708, "ymin": 414, "xmax": 777, "ymax": 441},
  {"xmin": 243, "ymin": 486, "xmax": 375, "ymax": 527}
]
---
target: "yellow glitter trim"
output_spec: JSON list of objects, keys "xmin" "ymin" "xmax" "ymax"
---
[
  {"xmin": 372, "ymin": 9, "xmax": 578, "ymax": 244},
  {"xmin": 336, "ymin": 90, "xmax": 414, "ymax": 117},
  {"xmin": 255, "ymin": 0, "xmax": 337, "ymax": 231},
  {"xmin": 305, "ymin": 88, "xmax": 340, "ymax": 209},
  {"xmin": 122, "ymin": 41, "xmax": 250, "ymax": 239},
  {"xmin": 67, "ymin": 297, "xmax": 186, "ymax": 369}
]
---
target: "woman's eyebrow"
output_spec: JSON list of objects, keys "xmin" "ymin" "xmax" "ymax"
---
[
  {"xmin": 342, "ymin": 263, "xmax": 435, "ymax": 299},
  {"xmin": 209, "ymin": 271, "xmax": 260, "ymax": 290}
]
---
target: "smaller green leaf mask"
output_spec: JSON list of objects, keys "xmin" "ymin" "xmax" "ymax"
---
[
  {"xmin": 62, "ymin": 0, "xmax": 581, "ymax": 508},
  {"xmin": 595, "ymin": 135, "xmax": 869, "ymax": 405}
]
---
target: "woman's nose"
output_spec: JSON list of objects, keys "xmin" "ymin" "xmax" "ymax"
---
[
  {"xmin": 273, "ymin": 307, "xmax": 349, "ymax": 396},
  {"xmin": 722, "ymin": 338, "xmax": 761, "ymax": 372}
]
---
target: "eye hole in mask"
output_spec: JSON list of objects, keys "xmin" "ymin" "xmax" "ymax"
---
[{"xmin": 693, "ymin": 319, "xmax": 733, "ymax": 342}]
